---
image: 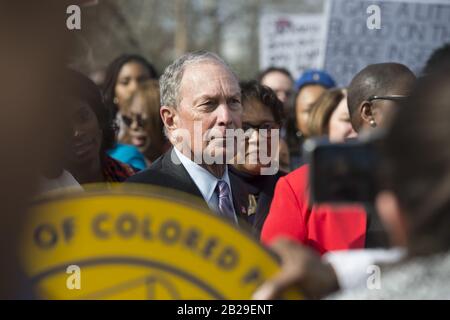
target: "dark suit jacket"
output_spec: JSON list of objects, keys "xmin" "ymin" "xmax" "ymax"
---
[
  {"xmin": 126, "ymin": 148, "xmax": 251, "ymax": 230},
  {"xmin": 228, "ymin": 166, "xmax": 285, "ymax": 238}
]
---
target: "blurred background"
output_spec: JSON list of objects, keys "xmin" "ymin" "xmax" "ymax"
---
[{"xmin": 71, "ymin": 0, "xmax": 324, "ymax": 80}]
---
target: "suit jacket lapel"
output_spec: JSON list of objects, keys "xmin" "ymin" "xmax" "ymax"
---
[
  {"xmin": 160, "ymin": 148, "xmax": 203, "ymax": 198},
  {"xmin": 229, "ymin": 168, "xmax": 249, "ymax": 221},
  {"xmin": 160, "ymin": 151, "xmax": 250, "ymax": 228},
  {"xmin": 253, "ymin": 174, "xmax": 281, "ymax": 233},
  {"xmin": 254, "ymin": 191, "xmax": 270, "ymax": 230}
]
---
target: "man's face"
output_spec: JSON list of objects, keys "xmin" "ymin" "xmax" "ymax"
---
[
  {"xmin": 370, "ymin": 99, "xmax": 400, "ymax": 129},
  {"xmin": 172, "ymin": 62, "xmax": 243, "ymax": 163},
  {"xmin": 261, "ymin": 71, "xmax": 293, "ymax": 105},
  {"xmin": 361, "ymin": 81, "xmax": 414, "ymax": 131},
  {"xmin": 295, "ymin": 84, "xmax": 326, "ymax": 136}
]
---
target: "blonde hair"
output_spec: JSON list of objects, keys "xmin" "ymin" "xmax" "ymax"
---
[
  {"xmin": 126, "ymin": 80, "xmax": 166, "ymax": 161},
  {"xmin": 308, "ymin": 88, "xmax": 347, "ymax": 136}
]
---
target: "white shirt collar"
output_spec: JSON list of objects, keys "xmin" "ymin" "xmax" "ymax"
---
[
  {"xmin": 38, "ymin": 170, "xmax": 83, "ymax": 194},
  {"xmin": 173, "ymin": 147, "xmax": 232, "ymax": 203}
]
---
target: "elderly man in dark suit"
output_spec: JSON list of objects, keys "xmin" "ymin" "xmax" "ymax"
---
[{"xmin": 126, "ymin": 51, "xmax": 250, "ymax": 227}]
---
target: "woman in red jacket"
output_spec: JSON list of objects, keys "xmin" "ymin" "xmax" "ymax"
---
[{"xmin": 261, "ymin": 164, "xmax": 367, "ymax": 254}]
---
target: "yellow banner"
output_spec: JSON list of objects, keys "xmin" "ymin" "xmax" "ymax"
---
[{"xmin": 20, "ymin": 184, "xmax": 302, "ymax": 300}]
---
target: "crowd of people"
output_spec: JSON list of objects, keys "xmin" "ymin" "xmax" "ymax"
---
[
  {"xmin": 5, "ymin": 0, "xmax": 450, "ymax": 302},
  {"xmin": 27, "ymin": 33, "xmax": 450, "ymax": 299}
]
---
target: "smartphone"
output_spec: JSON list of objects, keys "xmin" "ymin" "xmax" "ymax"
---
[{"xmin": 304, "ymin": 137, "xmax": 380, "ymax": 204}]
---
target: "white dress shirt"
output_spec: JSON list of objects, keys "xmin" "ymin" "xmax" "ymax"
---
[
  {"xmin": 173, "ymin": 147, "xmax": 236, "ymax": 220},
  {"xmin": 38, "ymin": 170, "xmax": 83, "ymax": 194}
]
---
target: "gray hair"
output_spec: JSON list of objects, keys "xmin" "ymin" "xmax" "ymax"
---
[{"xmin": 159, "ymin": 50, "xmax": 237, "ymax": 108}]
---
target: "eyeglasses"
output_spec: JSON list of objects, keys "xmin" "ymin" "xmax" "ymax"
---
[
  {"xmin": 367, "ymin": 95, "xmax": 409, "ymax": 102},
  {"xmin": 121, "ymin": 114, "xmax": 146, "ymax": 128},
  {"xmin": 242, "ymin": 122, "xmax": 281, "ymax": 137}
]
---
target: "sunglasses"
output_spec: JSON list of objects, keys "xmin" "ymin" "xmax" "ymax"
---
[{"xmin": 121, "ymin": 114, "xmax": 146, "ymax": 128}]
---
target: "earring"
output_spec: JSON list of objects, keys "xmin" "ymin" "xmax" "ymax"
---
[
  {"xmin": 113, "ymin": 97, "xmax": 119, "ymax": 105},
  {"xmin": 369, "ymin": 118, "xmax": 377, "ymax": 127}
]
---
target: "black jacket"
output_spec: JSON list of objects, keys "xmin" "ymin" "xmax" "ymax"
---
[
  {"xmin": 229, "ymin": 166, "xmax": 285, "ymax": 238},
  {"xmin": 126, "ymin": 148, "xmax": 251, "ymax": 230}
]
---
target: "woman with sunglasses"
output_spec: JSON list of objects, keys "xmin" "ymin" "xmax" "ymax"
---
[{"xmin": 109, "ymin": 81, "xmax": 169, "ymax": 168}]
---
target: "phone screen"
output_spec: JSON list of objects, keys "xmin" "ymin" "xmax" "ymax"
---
[{"xmin": 308, "ymin": 140, "xmax": 379, "ymax": 204}]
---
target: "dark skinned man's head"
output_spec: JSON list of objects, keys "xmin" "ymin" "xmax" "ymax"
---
[{"xmin": 347, "ymin": 63, "xmax": 416, "ymax": 132}]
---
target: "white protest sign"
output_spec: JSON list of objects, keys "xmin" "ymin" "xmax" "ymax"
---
[
  {"xmin": 324, "ymin": 0, "xmax": 450, "ymax": 86},
  {"xmin": 259, "ymin": 13, "xmax": 328, "ymax": 79}
]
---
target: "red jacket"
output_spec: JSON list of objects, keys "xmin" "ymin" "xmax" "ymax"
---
[{"xmin": 261, "ymin": 165, "xmax": 367, "ymax": 254}]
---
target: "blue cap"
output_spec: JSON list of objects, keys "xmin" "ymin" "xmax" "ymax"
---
[{"xmin": 295, "ymin": 69, "xmax": 336, "ymax": 91}]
